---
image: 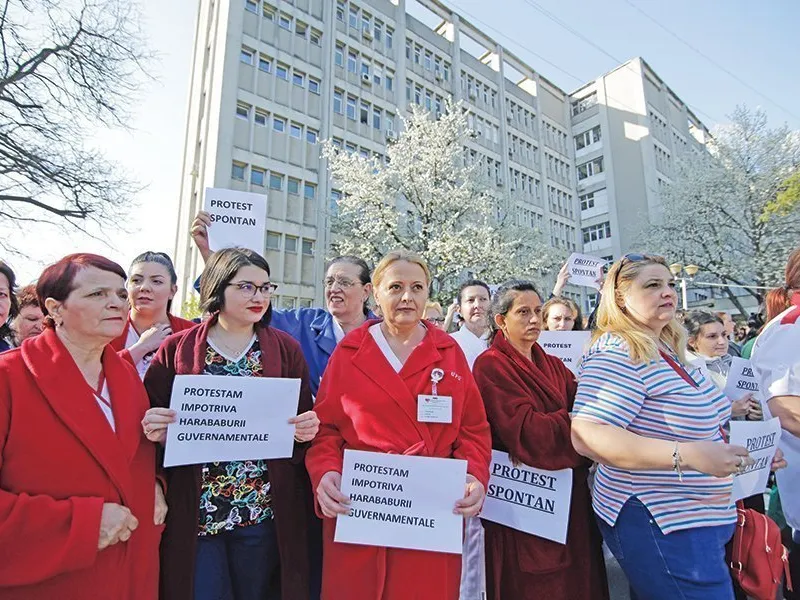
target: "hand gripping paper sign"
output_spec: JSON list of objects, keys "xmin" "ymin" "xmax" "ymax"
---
[
  {"xmin": 335, "ymin": 450, "xmax": 467, "ymax": 554},
  {"xmin": 729, "ymin": 418, "xmax": 781, "ymax": 503},
  {"xmin": 537, "ymin": 331, "xmax": 591, "ymax": 375},
  {"xmin": 480, "ymin": 450, "xmax": 573, "ymax": 544},
  {"xmin": 566, "ymin": 253, "xmax": 606, "ymax": 290},
  {"xmin": 163, "ymin": 374, "xmax": 300, "ymax": 467},
  {"xmin": 203, "ymin": 187, "xmax": 267, "ymax": 254}
]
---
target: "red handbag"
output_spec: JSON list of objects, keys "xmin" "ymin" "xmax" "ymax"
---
[
  {"xmin": 658, "ymin": 351, "xmax": 793, "ymax": 599},
  {"xmin": 727, "ymin": 502, "xmax": 792, "ymax": 600}
]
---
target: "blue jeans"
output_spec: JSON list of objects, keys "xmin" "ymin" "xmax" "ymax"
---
[
  {"xmin": 597, "ymin": 497, "xmax": 736, "ymax": 600},
  {"xmin": 194, "ymin": 520, "xmax": 280, "ymax": 600}
]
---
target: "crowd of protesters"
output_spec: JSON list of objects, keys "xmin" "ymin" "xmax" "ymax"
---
[{"xmin": 0, "ymin": 220, "xmax": 797, "ymax": 600}]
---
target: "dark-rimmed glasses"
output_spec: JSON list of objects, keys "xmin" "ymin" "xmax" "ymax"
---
[{"xmin": 227, "ymin": 281, "xmax": 278, "ymax": 298}]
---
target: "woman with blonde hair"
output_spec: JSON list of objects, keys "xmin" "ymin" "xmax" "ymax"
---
[
  {"xmin": 570, "ymin": 253, "xmax": 768, "ymax": 599},
  {"xmin": 306, "ymin": 249, "xmax": 491, "ymax": 600},
  {"xmin": 542, "ymin": 296, "xmax": 583, "ymax": 331}
]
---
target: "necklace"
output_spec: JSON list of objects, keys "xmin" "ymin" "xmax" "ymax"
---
[{"xmin": 210, "ymin": 329, "xmax": 255, "ymax": 358}]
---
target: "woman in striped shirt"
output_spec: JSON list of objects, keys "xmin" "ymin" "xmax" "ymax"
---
[{"xmin": 571, "ymin": 254, "xmax": 755, "ymax": 600}]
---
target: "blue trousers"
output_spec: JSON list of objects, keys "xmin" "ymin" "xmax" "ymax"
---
[
  {"xmin": 597, "ymin": 497, "xmax": 736, "ymax": 600},
  {"xmin": 194, "ymin": 520, "xmax": 280, "ymax": 600}
]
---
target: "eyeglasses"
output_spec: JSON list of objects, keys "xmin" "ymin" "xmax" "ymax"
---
[
  {"xmin": 227, "ymin": 281, "xmax": 278, "ymax": 298},
  {"xmin": 612, "ymin": 253, "xmax": 666, "ymax": 289},
  {"xmin": 426, "ymin": 317, "xmax": 445, "ymax": 324},
  {"xmin": 323, "ymin": 276, "xmax": 361, "ymax": 290}
]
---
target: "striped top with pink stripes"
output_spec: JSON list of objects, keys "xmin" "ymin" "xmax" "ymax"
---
[{"xmin": 571, "ymin": 333, "xmax": 736, "ymax": 534}]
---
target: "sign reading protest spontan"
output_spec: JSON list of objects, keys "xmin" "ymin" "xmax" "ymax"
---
[
  {"xmin": 566, "ymin": 253, "xmax": 606, "ymax": 290},
  {"xmin": 481, "ymin": 450, "xmax": 573, "ymax": 544},
  {"xmin": 203, "ymin": 187, "xmax": 267, "ymax": 253},
  {"xmin": 729, "ymin": 417, "xmax": 781, "ymax": 503},
  {"xmin": 723, "ymin": 357, "xmax": 760, "ymax": 402},
  {"xmin": 335, "ymin": 450, "xmax": 467, "ymax": 554},
  {"xmin": 537, "ymin": 331, "xmax": 591, "ymax": 375},
  {"xmin": 163, "ymin": 374, "xmax": 300, "ymax": 468}
]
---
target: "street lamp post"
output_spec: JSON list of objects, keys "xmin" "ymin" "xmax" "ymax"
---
[{"xmin": 669, "ymin": 262, "xmax": 700, "ymax": 310}]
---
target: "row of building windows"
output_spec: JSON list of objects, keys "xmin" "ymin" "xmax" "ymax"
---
[
  {"xmin": 467, "ymin": 112, "xmax": 500, "ymax": 143},
  {"xmin": 235, "ymin": 103, "xmax": 319, "ymax": 143},
  {"xmin": 547, "ymin": 185, "xmax": 574, "ymax": 219},
  {"xmin": 546, "ymin": 152, "xmax": 571, "ymax": 184},
  {"xmin": 571, "ymin": 92, "xmax": 597, "ymax": 116},
  {"xmin": 508, "ymin": 134, "xmax": 538, "ymax": 167},
  {"xmin": 265, "ymin": 230, "xmax": 315, "ymax": 256},
  {"xmin": 329, "ymin": 138, "xmax": 388, "ymax": 166},
  {"xmin": 231, "ymin": 162, "xmax": 318, "ymax": 200},
  {"xmin": 462, "ymin": 72, "xmax": 498, "ymax": 109},
  {"xmin": 406, "ymin": 39, "xmax": 451, "ymax": 81},
  {"xmin": 543, "ymin": 122, "xmax": 569, "ymax": 156},
  {"xmin": 406, "ymin": 79, "xmax": 448, "ymax": 116},
  {"xmin": 251, "ymin": 2, "xmax": 323, "ymax": 46},
  {"xmin": 575, "ymin": 125, "xmax": 601, "ymax": 151},
  {"xmin": 577, "ymin": 156, "xmax": 604, "ymax": 181},
  {"xmin": 336, "ymin": 1, "xmax": 394, "ymax": 49},
  {"xmin": 653, "ymin": 143, "xmax": 672, "ymax": 176},
  {"xmin": 506, "ymin": 99, "xmax": 536, "ymax": 133},
  {"xmin": 239, "ymin": 47, "xmax": 322, "ymax": 95},
  {"xmin": 335, "ymin": 43, "xmax": 395, "ymax": 92},
  {"xmin": 333, "ymin": 89, "xmax": 396, "ymax": 132},
  {"xmin": 518, "ymin": 206, "xmax": 544, "ymax": 230},
  {"xmin": 649, "ymin": 108, "xmax": 669, "ymax": 146},
  {"xmin": 550, "ymin": 219, "xmax": 577, "ymax": 251},
  {"xmin": 509, "ymin": 168, "xmax": 541, "ymax": 203},
  {"xmin": 582, "ymin": 221, "xmax": 612, "ymax": 244}
]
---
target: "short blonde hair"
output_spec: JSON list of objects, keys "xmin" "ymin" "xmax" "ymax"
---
[
  {"xmin": 372, "ymin": 250, "xmax": 431, "ymax": 289},
  {"xmin": 592, "ymin": 255, "xmax": 687, "ymax": 364},
  {"xmin": 425, "ymin": 301, "xmax": 443, "ymax": 313}
]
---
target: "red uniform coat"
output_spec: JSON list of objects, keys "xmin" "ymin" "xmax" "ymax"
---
[
  {"xmin": 306, "ymin": 321, "xmax": 492, "ymax": 600},
  {"xmin": 110, "ymin": 313, "xmax": 195, "ymax": 367},
  {"xmin": 0, "ymin": 328, "xmax": 161, "ymax": 599},
  {"xmin": 143, "ymin": 317, "xmax": 314, "ymax": 600},
  {"xmin": 472, "ymin": 332, "xmax": 608, "ymax": 600}
]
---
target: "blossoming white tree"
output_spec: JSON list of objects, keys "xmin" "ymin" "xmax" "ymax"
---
[
  {"xmin": 644, "ymin": 107, "xmax": 800, "ymax": 314},
  {"xmin": 323, "ymin": 100, "xmax": 560, "ymax": 299}
]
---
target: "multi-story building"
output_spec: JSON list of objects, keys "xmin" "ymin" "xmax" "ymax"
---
[
  {"xmin": 172, "ymin": 0, "xmax": 582, "ymax": 309},
  {"xmin": 569, "ymin": 58, "xmax": 711, "ymax": 309},
  {"xmin": 173, "ymin": 1, "xmax": 709, "ymax": 314}
]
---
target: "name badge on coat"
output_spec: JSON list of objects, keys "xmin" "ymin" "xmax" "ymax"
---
[{"xmin": 418, "ymin": 367, "xmax": 452, "ymax": 423}]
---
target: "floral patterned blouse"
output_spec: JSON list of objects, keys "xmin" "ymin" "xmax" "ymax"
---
[{"xmin": 198, "ymin": 336, "xmax": 272, "ymax": 536}]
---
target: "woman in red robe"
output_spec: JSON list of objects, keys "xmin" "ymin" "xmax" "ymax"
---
[
  {"xmin": 306, "ymin": 250, "xmax": 492, "ymax": 600},
  {"xmin": 0, "ymin": 254, "xmax": 163, "ymax": 599},
  {"xmin": 473, "ymin": 280, "xmax": 608, "ymax": 600}
]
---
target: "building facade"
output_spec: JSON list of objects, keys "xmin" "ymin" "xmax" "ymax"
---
[
  {"xmin": 569, "ymin": 58, "xmax": 711, "ymax": 310},
  {"xmin": 173, "ymin": 0, "xmax": 709, "ymax": 313}
]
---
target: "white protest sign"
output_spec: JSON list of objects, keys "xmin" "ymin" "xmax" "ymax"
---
[
  {"xmin": 203, "ymin": 187, "xmax": 267, "ymax": 253},
  {"xmin": 537, "ymin": 331, "xmax": 591, "ymax": 375},
  {"xmin": 723, "ymin": 358, "xmax": 760, "ymax": 401},
  {"xmin": 481, "ymin": 450, "xmax": 573, "ymax": 544},
  {"xmin": 163, "ymin": 374, "xmax": 300, "ymax": 467},
  {"xmin": 336, "ymin": 450, "xmax": 467, "ymax": 554},
  {"xmin": 729, "ymin": 417, "xmax": 781, "ymax": 503},
  {"xmin": 566, "ymin": 253, "xmax": 605, "ymax": 290}
]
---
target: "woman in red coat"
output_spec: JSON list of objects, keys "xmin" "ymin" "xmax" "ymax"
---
[
  {"xmin": 306, "ymin": 249, "xmax": 492, "ymax": 600},
  {"xmin": 109, "ymin": 251, "xmax": 194, "ymax": 378},
  {"xmin": 142, "ymin": 247, "xmax": 319, "ymax": 600},
  {"xmin": 0, "ymin": 253, "xmax": 164, "ymax": 599},
  {"xmin": 472, "ymin": 280, "xmax": 608, "ymax": 600}
]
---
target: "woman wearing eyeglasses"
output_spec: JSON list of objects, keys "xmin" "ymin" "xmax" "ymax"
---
[
  {"xmin": 140, "ymin": 248, "xmax": 319, "ymax": 600},
  {"xmin": 423, "ymin": 301, "xmax": 447, "ymax": 330},
  {"xmin": 110, "ymin": 252, "xmax": 195, "ymax": 379},
  {"xmin": 570, "ymin": 253, "xmax": 765, "ymax": 600},
  {"xmin": 190, "ymin": 211, "xmax": 373, "ymax": 398}
]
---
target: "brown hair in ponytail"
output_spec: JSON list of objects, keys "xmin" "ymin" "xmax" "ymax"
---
[{"xmin": 765, "ymin": 247, "xmax": 800, "ymax": 321}]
